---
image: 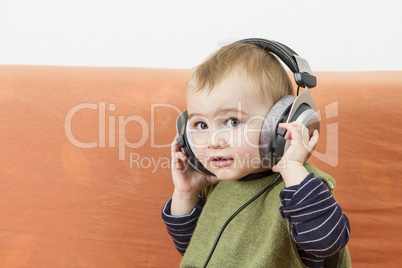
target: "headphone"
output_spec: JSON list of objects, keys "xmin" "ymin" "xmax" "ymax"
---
[{"xmin": 176, "ymin": 38, "xmax": 320, "ymax": 176}]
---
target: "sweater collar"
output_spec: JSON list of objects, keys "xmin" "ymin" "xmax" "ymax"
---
[{"xmin": 238, "ymin": 170, "xmax": 275, "ymax": 181}]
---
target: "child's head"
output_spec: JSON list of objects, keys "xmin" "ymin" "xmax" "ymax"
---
[
  {"xmin": 186, "ymin": 42, "xmax": 294, "ymax": 180},
  {"xmin": 188, "ymin": 42, "xmax": 293, "ymax": 107}
]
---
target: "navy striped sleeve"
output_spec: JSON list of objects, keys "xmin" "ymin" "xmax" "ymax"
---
[
  {"xmin": 161, "ymin": 198, "xmax": 203, "ymax": 255},
  {"xmin": 279, "ymin": 173, "xmax": 350, "ymax": 268}
]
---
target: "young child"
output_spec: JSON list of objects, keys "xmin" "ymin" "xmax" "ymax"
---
[{"xmin": 162, "ymin": 40, "xmax": 351, "ymax": 267}]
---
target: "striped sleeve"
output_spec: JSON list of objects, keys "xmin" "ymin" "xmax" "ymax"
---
[
  {"xmin": 161, "ymin": 197, "xmax": 203, "ymax": 255},
  {"xmin": 279, "ymin": 173, "xmax": 350, "ymax": 268}
]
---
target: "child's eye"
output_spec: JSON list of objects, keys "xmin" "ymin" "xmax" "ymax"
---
[
  {"xmin": 194, "ymin": 122, "xmax": 208, "ymax": 130},
  {"xmin": 226, "ymin": 118, "xmax": 241, "ymax": 128}
]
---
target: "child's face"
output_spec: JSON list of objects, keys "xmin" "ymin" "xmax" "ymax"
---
[{"xmin": 186, "ymin": 72, "xmax": 270, "ymax": 180}]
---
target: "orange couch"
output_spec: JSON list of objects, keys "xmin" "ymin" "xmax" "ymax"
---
[{"xmin": 0, "ymin": 65, "xmax": 401, "ymax": 267}]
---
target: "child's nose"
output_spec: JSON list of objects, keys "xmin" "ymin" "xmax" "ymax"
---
[{"xmin": 208, "ymin": 129, "xmax": 230, "ymax": 149}]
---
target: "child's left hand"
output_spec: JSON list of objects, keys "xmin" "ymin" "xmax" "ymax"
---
[{"xmin": 272, "ymin": 121, "xmax": 319, "ymax": 186}]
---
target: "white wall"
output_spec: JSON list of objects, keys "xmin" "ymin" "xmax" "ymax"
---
[{"xmin": 0, "ymin": 0, "xmax": 401, "ymax": 71}]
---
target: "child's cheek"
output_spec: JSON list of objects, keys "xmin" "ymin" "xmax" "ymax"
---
[
  {"xmin": 230, "ymin": 128, "xmax": 241, "ymax": 148},
  {"xmin": 190, "ymin": 132, "xmax": 209, "ymax": 151},
  {"xmin": 242, "ymin": 121, "xmax": 263, "ymax": 149}
]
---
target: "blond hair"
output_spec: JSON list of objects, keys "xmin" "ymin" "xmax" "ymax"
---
[{"xmin": 188, "ymin": 42, "xmax": 293, "ymax": 107}]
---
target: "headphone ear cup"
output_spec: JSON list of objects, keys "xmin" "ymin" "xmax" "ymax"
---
[
  {"xmin": 274, "ymin": 104, "xmax": 320, "ymax": 165},
  {"xmin": 259, "ymin": 95, "xmax": 295, "ymax": 169},
  {"xmin": 293, "ymin": 106, "xmax": 320, "ymax": 161},
  {"xmin": 176, "ymin": 111, "xmax": 214, "ymax": 176},
  {"xmin": 271, "ymin": 103, "xmax": 292, "ymax": 167}
]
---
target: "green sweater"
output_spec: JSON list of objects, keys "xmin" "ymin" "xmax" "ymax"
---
[{"xmin": 180, "ymin": 163, "xmax": 351, "ymax": 268}]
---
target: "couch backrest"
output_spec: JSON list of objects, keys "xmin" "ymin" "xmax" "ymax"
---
[{"xmin": 0, "ymin": 66, "xmax": 401, "ymax": 267}]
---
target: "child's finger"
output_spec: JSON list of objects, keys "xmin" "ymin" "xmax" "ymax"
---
[
  {"xmin": 280, "ymin": 122, "xmax": 302, "ymax": 142},
  {"xmin": 300, "ymin": 124, "xmax": 311, "ymax": 148},
  {"xmin": 176, "ymin": 151, "xmax": 187, "ymax": 162},
  {"xmin": 171, "ymin": 136, "xmax": 182, "ymax": 154},
  {"xmin": 272, "ymin": 164, "xmax": 278, "ymax": 173},
  {"xmin": 172, "ymin": 151, "xmax": 187, "ymax": 170},
  {"xmin": 278, "ymin": 123, "xmax": 292, "ymax": 140},
  {"xmin": 308, "ymin": 129, "xmax": 319, "ymax": 151}
]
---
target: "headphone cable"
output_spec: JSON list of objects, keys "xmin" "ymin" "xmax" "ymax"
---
[{"xmin": 202, "ymin": 173, "xmax": 282, "ymax": 268}]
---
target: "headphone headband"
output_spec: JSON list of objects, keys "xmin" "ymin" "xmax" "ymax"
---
[{"xmin": 238, "ymin": 38, "xmax": 317, "ymax": 88}]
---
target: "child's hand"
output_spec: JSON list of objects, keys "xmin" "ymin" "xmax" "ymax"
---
[
  {"xmin": 170, "ymin": 135, "xmax": 219, "ymax": 215},
  {"xmin": 272, "ymin": 122, "xmax": 319, "ymax": 186}
]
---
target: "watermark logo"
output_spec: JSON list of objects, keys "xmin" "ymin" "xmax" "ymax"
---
[
  {"xmin": 64, "ymin": 100, "xmax": 339, "ymax": 171},
  {"xmin": 312, "ymin": 100, "xmax": 339, "ymax": 167},
  {"xmin": 64, "ymin": 102, "xmax": 181, "ymax": 160}
]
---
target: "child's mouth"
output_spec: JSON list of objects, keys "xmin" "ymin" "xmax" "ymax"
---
[{"xmin": 209, "ymin": 157, "xmax": 234, "ymax": 168}]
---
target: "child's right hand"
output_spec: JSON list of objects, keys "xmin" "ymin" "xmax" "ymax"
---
[{"xmin": 170, "ymin": 136, "xmax": 220, "ymax": 215}]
